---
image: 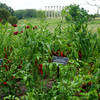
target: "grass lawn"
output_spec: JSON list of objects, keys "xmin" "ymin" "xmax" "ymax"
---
[{"xmin": 18, "ymin": 17, "xmax": 100, "ymax": 33}]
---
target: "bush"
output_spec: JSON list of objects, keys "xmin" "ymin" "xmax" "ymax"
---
[
  {"xmin": 0, "ymin": 8, "xmax": 11, "ymax": 24},
  {"xmin": 8, "ymin": 16, "xmax": 18, "ymax": 25}
]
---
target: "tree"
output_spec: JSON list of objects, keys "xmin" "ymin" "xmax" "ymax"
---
[
  {"xmin": 15, "ymin": 9, "xmax": 37, "ymax": 19},
  {"xmin": 14, "ymin": 9, "xmax": 46, "ymax": 19},
  {"xmin": 37, "ymin": 10, "xmax": 46, "ymax": 18},
  {"xmin": 14, "ymin": 10, "xmax": 25, "ymax": 19},
  {"xmin": 24, "ymin": 9, "xmax": 37, "ymax": 18},
  {"xmin": 61, "ymin": 4, "xmax": 89, "ymax": 32},
  {"xmin": 61, "ymin": 4, "xmax": 88, "ymax": 23},
  {"xmin": 0, "ymin": 8, "xmax": 11, "ymax": 24},
  {"xmin": 0, "ymin": 2, "xmax": 14, "ymax": 15}
]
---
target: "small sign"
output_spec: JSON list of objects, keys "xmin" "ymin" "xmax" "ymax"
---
[
  {"xmin": 0, "ymin": 59, "xmax": 3, "ymax": 65},
  {"xmin": 52, "ymin": 56, "xmax": 68, "ymax": 78},
  {"xmin": 52, "ymin": 56, "xmax": 68, "ymax": 65}
]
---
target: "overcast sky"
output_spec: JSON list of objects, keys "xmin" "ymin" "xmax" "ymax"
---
[{"xmin": 0, "ymin": 0, "xmax": 100, "ymax": 14}]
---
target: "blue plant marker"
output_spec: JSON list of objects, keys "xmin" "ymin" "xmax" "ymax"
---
[
  {"xmin": 0, "ymin": 59, "xmax": 3, "ymax": 65},
  {"xmin": 52, "ymin": 56, "xmax": 68, "ymax": 78},
  {"xmin": 52, "ymin": 56, "xmax": 68, "ymax": 65}
]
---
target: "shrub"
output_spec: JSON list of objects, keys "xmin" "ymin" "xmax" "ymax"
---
[{"xmin": 8, "ymin": 16, "xmax": 18, "ymax": 25}]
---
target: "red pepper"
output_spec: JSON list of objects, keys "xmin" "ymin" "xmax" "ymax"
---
[
  {"xmin": 60, "ymin": 51, "xmax": 63, "ymax": 57},
  {"xmin": 0, "ymin": 18, "xmax": 2, "ymax": 22},
  {"xmin": 21, "ymin": 60, "xmax": 23, "ymax": 64},
  {"xmin": 87, "ymin": 81, "xmax": 92, "ymax": 86},
  {"xmin": 78, "ymin": 50, "xmax": 82, "ymax": 60},
  {"xmin": 35, "ymin": 59, "xmax": 38, "ymax": 65},
  {"xmin": 39, "ymin": 64, "xmax": 43, "ymax": 75},
  {"xmin": 5, "ymin": 53, "xmax": 8, "ymax": 59},
  {"xmin": 12, "ymin": 76, "xmax": 15, "ymax": 79},
  {"xmin": 3, "ymin": 82, "xmax": 7, "ymax": 85},
  {"xmin": 4, "ymin": 48, "xmax": 6, "ymax": 52},
  {"xmin": 4, "ymin": 65, "xmax": 8, "ymax": 71},
  {"xmin": 40, "ymin": 70, "xmax": 43, "ymax": 75},
  {"xmin": 48, "ymin": 58, "xmax": 51, "ymax": 62},
  {"xmin": 18, "ymin": 65, "xmax": 22, "ymax": 69},
  {"xmin": 39, "ymin": 64, "xmax": 42, "ymax": 69}
]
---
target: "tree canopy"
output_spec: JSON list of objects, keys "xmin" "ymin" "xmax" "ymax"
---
[
  {"xmin": 0, "ymin": 2, "xmax": 14, "ymax": 15},
  {"xmin": 0, "ymin": 8, "xmax": 11, "ymax": 24},
  {"xmin": 14, "ymin": 9, "xmax": 45, "ymax": 19},
  {"xmin": 62, "ymin": 4, "xmax": 89, "ymax": 23}
]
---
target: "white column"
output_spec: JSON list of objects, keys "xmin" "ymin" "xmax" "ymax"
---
[
  {"xmin": 51, "ymin": 6, "xmax": 53, "ymax": 18},
  {"xmin": 57, "ymin": 5, "xmax": 59, "ymax": 17},
  {"xmin": 54, "ymin": 5, "xmax": 56, "ymax": 18},
  {"xmin": 59, "ymin": 6, "xmax": 62, "ymax": 17},
  {"xmin": 45, "ymin": 6, "xmax": 47, "ymax": 17},
  {"xmin": 50, "ymin": 6, "xmax": 52, "ymax": 18},
  {"xmin": 48, "ymin": 6, "xmax": 50, "ymax": 18},
  {"xmin": 97, "ymin": 7, "xmax": 100, "ymax": 15}
]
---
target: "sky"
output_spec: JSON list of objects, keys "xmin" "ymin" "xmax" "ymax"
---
[{"xmin": 0, "ymin": 0, "xmax": 100, "ymax": 14}]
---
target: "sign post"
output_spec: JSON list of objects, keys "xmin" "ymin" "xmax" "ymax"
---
[
  {"xmin": 52, "ymin": 56, "xmax": 68, "ymax": 78},
  {"xmin": 0, "ymin": 59, "xmax": 3, "ymax": 65}
]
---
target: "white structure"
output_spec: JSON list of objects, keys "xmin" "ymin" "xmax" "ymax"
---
[{"xmin": 45, "ymin": 5, "xmax": 65, "ymax": 18}]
